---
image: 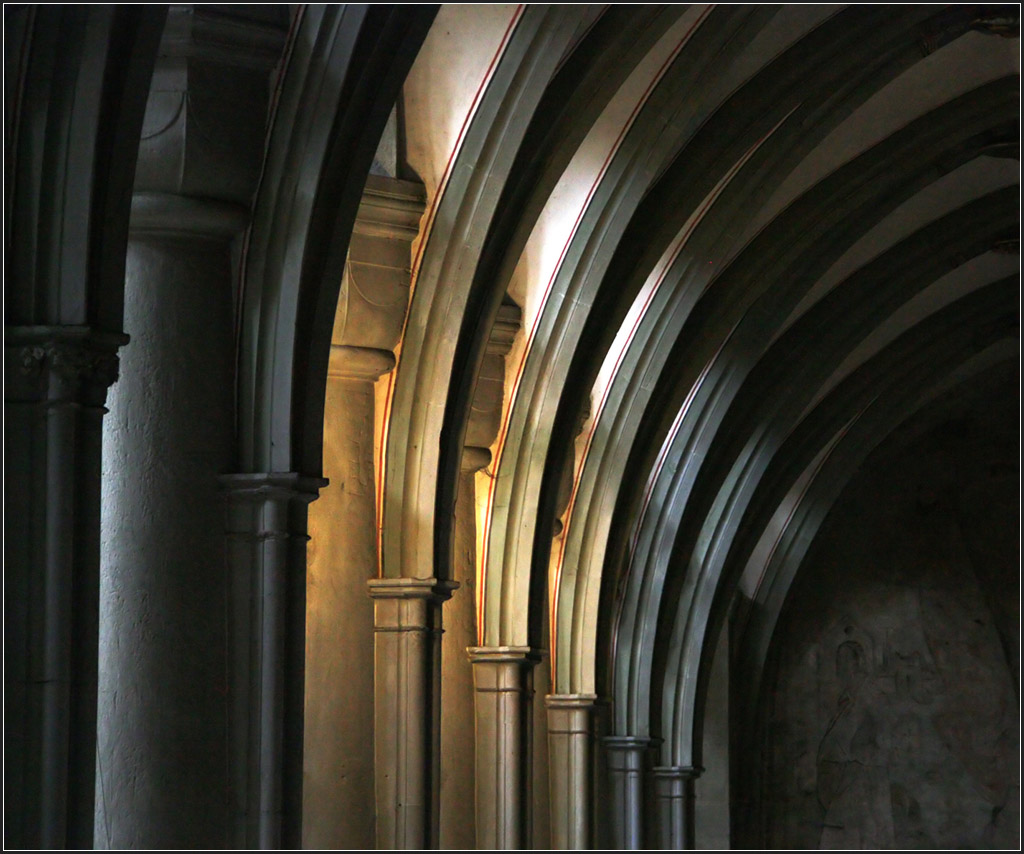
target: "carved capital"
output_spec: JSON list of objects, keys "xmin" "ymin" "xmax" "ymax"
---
[
  {"xmin": 486, "ymin": 300, "xmax": 522, "ymax": 356},
  {"xmin": 6, "ymin": 326, "xmax": 129, "ymax": 393},
  {"xmin": 333, "ymin": 176, "xmax": 426, "ymax": 352},
  {"xmin": 366, "ymin": 576, "xmax": 458, "ymax": 603},
  {"xmin": 461, "ymin": 446, "xmax": 492, "ymax": 473},
  {"xmin": 328, "ymin": 345, "xmax": 396, "ymax": 382},
  {"xmin": 17, "ymin": 342, "xmax": 118, "ymax": 386}
]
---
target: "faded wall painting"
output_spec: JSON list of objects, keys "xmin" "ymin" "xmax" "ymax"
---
[{"xmin": 761, "ymin": 406, "xmax": 1019, "ymax": 849}]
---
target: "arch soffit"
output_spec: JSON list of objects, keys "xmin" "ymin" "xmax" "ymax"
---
[
  {"xmin": 380, "ymin": 4, "xmax": 720, "ymax": 595},
  {"xmin": 644, "ymin": 275, "xmax": 1016, "ymax": 765},
  {"xmin": 585, "ymin": 178, "xmax": 1015, "ymax": 709},
  {"xmin": 430, "ymin": 3, "xmax": 692, "ymax": 607},
  {"xmin": 654, "ymin": 262, "xmax": 1017, "ymax": 767}
]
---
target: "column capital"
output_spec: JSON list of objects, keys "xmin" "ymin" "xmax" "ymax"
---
[
  {"xmin": 134, "ymin": 7, "xmax": 288, "ymax": 205},
  {"xmin": 485, "ymin": 301, "xmax": 522, "ymax": 356},
  {"xmin": 471, "ymin": 643, "xmax": 537, "ymax": 848},
  {"xmin": 461, "ymin": 446, "xmax": 492, "ymax": 473},
  {"xmin": 159, "ymin": 4, "xmax": 288, "ymax": 70},
  {"xmin": 366, "ymin": 576, "xmax": 459, "ymax": 602},
  {"xmin": 371, "ymin": 570, "xmax": 449, "ymax": 847},
  {"xmin": 652, "ymin": 765, "xmax": 699, "ymax": 849},
  {"xmin": 466, "ymin": 301, "xmax": 522, "ymax": 449},
  {"xmin": 467, "ymin": 645, "xmax": 544, "ymax": 665},
  {"xmin": 355, "ymin": 174, "xmax": 428, "ymax": 239},
  {"xmin": 220, "ymin": 472, "xmax": 329, "ymax": 503},
  {"xmin": 652, "ymin": 764, "xmax": 704, "ymax": 781},
  {"xmin": 545, "ymin": 692, "xmax": 598, "ymax": 710},
  {"xmin": 328, "ymin": 344, "xmax": 396, "ymax": 382},
  {"xmin": 6, "ymin": 325, "xmax": 129, "ymax": 400},
  {"xmin": 130, "ymin": 192, "xmax": 250, "ymax": 240},
  {"xmin": 7, "ymin": 326, "xmax": 128, "ymax": 377},
  {"xmin": 604, "ymin": 734, "xmax": 653, "ymax": 751},
  {"xmin": 333, "ymin": 176, "xmax": 426, "ymax": 354}
]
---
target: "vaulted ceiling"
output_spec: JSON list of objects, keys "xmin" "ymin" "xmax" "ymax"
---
[{"xmin": 370, "ymin": 4, "xmax": 1019, "ymax": 772}]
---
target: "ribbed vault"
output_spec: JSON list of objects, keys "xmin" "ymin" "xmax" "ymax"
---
[
  {"xmin": 380, "ymin": 0, "xmax": 1017, "ymax": 724},
  {"xmin": 375, "ymin": 4, "xmax": 1018, "ymax": 845}
]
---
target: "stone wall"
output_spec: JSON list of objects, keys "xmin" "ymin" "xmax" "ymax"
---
[{"xmin": 761, "ymin": 385, "xmax": 1018, "ymax": 849}]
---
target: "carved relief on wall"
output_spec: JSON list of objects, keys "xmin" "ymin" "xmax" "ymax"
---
[{"xmin": 763, "ymin": 509, "xmax": 1019, "ymax": 849}]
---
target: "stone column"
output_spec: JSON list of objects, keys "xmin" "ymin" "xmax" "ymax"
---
[
  {"xmin": 438, "ymin": 456, "xmax": 486, "ymax": 849},
  {"xmin": 652, "ymin": 765, "xmax": 702, "ymax": 849},
  {"xmin": 439, "ymin": 299, "xmax": 522, "ymax": 849},
  {"xmin": 97, "ymin": 197, "xmax": 247, "ymax": 848},
  {"xmin": 604, "ymin": 736, "xmax": 651, "ymax": 849},
  {"xmin": 220, "ymin": 474, "xmax": 326, "ymax": 848},
  {"xmin": 546, "ymin": 694, "xmax": 598, "ymax": 849},
  {"xmin": 6, "ymin": 328, "xmax": 125, "ymax": 848},
  {"xmin": 303, "ymin": 174, "xmax": 425, "ymax": 848},
  {"xmin": 96, "ymin": 8, "xmax": 288, "ymax": 849},
  {"xmin": 369, "ymin": 578, "xmax": 457, "ymax": 849},
  {"xmin": 303, "ymin": 346, "xmax": 392, "ymax": 849},
  {"xmin": 469, "ymin": 646, "xmax": 541, "ymax": 849}
]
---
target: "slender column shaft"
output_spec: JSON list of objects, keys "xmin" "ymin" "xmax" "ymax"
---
[
  {"xmin": 439, "ymin": 458, "xmax": 490, "ymax": 849},
  {"xmin": 605, "ymin": 736, "xmax": 651, "ymax": 849},
  {"xmin": 443, "ymin": 302, "xmax": 521, "ymax": 849},
  {"xmin": 221, "ymin": 474, "xmax": 326, "ymax": 849},
  {"xmin": 6, "ymin": 328, "xmax": 124, "ymax": 849},
  {"xmin": 469, "ymin": 646, "xmax": 540, "ymax": 849},
  {"xmin": 546, "ymin": 694, "xmax": 597, "ymax": 849},
  {"xmin": 652, "ymin": 765, "xmax": 701, "ymax": 849},
  {"xmin": 369, "ymin": 578, "xmax": 456, "ymax": 849}
]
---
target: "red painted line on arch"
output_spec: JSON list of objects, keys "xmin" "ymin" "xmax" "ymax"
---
[
  {"xmin": 375, "ymin": 6, "xmax": 525, "ymax": 575},
  {"xmin": 551, "ymin": 103, "xmax": 797, "ymax": 683},
  {"xmin": 604, "ymin": 102, "xmax": 801, "ymax": 696},
  {"xmin": 479, "ymin": 5, "xmax": 714, "ymax": 647}
]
